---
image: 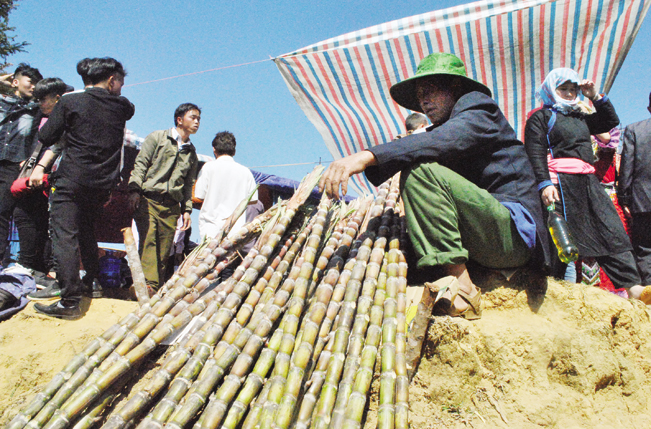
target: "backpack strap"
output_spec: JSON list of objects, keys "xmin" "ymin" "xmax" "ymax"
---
[{"xmin": 545, "ymin": 107, "xmax": 557, "ymax": 159}]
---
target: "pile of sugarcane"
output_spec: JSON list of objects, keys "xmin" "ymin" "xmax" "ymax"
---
[{"xmin": 6, "ymin": 167, "xmax": 411, "ymax": 429}]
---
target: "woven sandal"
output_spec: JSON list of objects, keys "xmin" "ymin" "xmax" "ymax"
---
[
  {"xmin": 448, "ymin": 287, "xmax": 482, "ymax": 320},
  {"xmin": 426, "ymin": 276, "xmax": 460, "ymax": 316}
]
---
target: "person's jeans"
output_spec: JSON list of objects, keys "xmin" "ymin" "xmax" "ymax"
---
[
  {"xmin": 0, "ymin": 160, "xmax": 20, "ymax": 264},
  {"xmin": 49, "ymin": 177, "xmax": 110, "ymax": 305},
  {"xmin": 13, "ymin": 190, "xmax": 51, "ymax": 273}
]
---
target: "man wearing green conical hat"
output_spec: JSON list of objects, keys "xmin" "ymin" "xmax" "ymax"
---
[{"xmin": 319, "ymin": 53, "xmax": 550, "ymax": 319}]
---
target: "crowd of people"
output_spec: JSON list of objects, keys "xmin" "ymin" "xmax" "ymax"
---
[
  {"xmin": 0, "ymin": 58, "xmax": 257, "ymax": 319},
  {"xmin": 0, "ymin": 52, "xmax": 649, "ymax": 321}
]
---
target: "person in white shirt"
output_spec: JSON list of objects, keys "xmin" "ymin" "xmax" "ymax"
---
[{"xmin": 194, "ymin": 131, "xmax": 258, "ymax": 240}]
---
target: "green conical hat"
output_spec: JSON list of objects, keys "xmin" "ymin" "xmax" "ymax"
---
[{"xmin": 389, "ymin": 53, "xmax": 492, "ymax": 112}]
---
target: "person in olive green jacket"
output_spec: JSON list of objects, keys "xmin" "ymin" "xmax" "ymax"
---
[{"xmin": 128, "ymin": 103, "xmax": 200, "ymax": 290}]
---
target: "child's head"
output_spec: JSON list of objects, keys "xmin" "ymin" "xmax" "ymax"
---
[
  {"xmin": 12, "ymin": 63, "xmax": 43, "ymax": 99},
  {"xmin": 33, "ymin": 78, "xmax": 71, "ymax": 115},
  {"xmin": 405, "ymin": 112, "xmax": 429, "ymax": 133},
  {"xmin": 77, "ymin": 57, "xmax": 127, "ymax": 95}
]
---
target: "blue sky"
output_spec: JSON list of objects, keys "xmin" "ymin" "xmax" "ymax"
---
[{"xmin": 9, "ymin": 0, "xmax": 650, "ymax": 184}]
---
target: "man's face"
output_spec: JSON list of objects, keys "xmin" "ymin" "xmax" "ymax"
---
[
  {"xmin": 39, "ymin": 94, "xmax": 60, "ymax": 116},
  {"xmin": 108, "ymin": 74, "xmax": 125, "ymax": 96},
  {"xmin": 13, "ymin": 75, "xmax": 35, "ymax": 99},
  {"xmin": 177, "ymin": 109, "xmax": 201, "ymax": 135},
  {"xmin": 416, "ymin": 79, "xmax": 458, "ymax": 128}
]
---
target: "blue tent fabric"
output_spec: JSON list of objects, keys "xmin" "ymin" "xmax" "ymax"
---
[
  {"xmin": 252, "ymin": 170, "xmax": 354, "ymax": 202},
  {"xmin": 0, "ymin": 269, "xmax": 36, "ymax": 320}
]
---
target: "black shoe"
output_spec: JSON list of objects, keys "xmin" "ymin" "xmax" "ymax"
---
[
  {"xmin": 0, "ymin": 288, "xmax": 17, "ymax": 311},
  {"xmin": 27, "ymin": 285, "xmax": 61, "ymax": 301},
  {"xmin": 33, "ymin": 271, "xmax": 60, "ymax": 290},
  {"xmin": 33, "ymin": 300, "xmax": 82, "ymax": 320},
  {"xmin": 82, "ymin": 277, "xmax": 103, "ymax": 298}
]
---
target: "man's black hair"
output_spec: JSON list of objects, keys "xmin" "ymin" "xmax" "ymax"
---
[
  {"xmin": 648, "ymin": 91, "xmax": 651, "ymax": 109},
  {"xmin": 212, "ymin": 131, "xmax": 236, "ymax": 157},
  {"xmin": 174, "ymin": 103, "xmax": 201, "ymax": 127},
  {"xmin": 33, "ymin": 78, "xmax": 70, "ymax": 100},
  {"xmin": 76, "ymin": 58, "xmax": 92, "ymax": 85},
  {"xmin": 14, "ymin": 63, "xmax": 43, "ymax": 83},
  {"xmin": 405, "ymin": 112, "xmax": 429, "ymax": 132},
  {"xmin": 77, "ymin": 57, "xmax": 127, "ymax": 85}
]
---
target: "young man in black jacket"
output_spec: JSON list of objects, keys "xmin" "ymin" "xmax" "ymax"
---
[
  {"xmin": 32, "ymin": 58, "xmax": 135, "ymax": 319},
  {"xmin": 0, "ymin": 63, "xmax": 42, "ymax": 267}
]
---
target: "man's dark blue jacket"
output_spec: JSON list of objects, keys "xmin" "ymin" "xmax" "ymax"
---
[{"xmin": 364, "ymin": 91, "xmax": 550, "ymax": 270}]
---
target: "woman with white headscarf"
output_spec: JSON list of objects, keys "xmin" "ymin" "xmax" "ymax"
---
[{"xmin": 524, "ymin": 68, "xmax": 649, "ymax": 301}]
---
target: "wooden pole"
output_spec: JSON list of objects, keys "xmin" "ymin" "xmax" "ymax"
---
[
  {"xmin": 122, "ymin": 227, "xmax": 150, "ymax": 306},
  {"xmin": 405, "ymin": 285, "xmax": 434, "ymax": 381}
]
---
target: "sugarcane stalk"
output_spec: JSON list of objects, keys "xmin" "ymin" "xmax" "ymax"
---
[
  {"xmin": 223, "ymin": 313, "xmax": 287, "ymax": 429},
  {"xmin": 341, "ymin": 255, "xmax": 388, "ymax": 429},
  {"xmin": 251, "ymin": 214, "xmax": 316, "ymax": 321},
  {"xmin": 187, "ymin": 196, "xmax": 331, "ymax": 429},
  {"xmin": 157, "ymin": 168, "xmax": 324, "ymax": 429},
  {"xmin": 246, "ymin": 197, "xmax": 332, "ymax": 429},
  {"xmin": 342, "ymin": 205, "xmax": 401, "ymax": 429},
  {"xmin": 293, "ymin": 334, "xmax": 335, "ymax": 429},
  {"xmin": 122, "ymin": 227, "xmax": 150, "ymax": 306},
  {"xmin": 100, "ymin": 302, "xmax": 222, "ymax": 429},
  {"xmin": 135, "ymin": 243, "xmax": 267, "ymax": 429},
  {"xmin": 137, "ymin": 240, "xmax": 273, "ymax": 428},
  {"xmin": 54, "ymin": 265, "xmax": 231, "ymax": 422},
  {"xmin": 171, "ymin": 250, "xmax": 307, "ymax": 429},
  {"xmin": 69, "ymin": 370, "xmax": 134, "ymax": 429},
  {"xmin": 40, "ymin": 289, "xmax": 220, "ymax": 429},
  {"xmin": 13, "ymin": 198, "xmax": 280, "ymax": 429},
  {"xmin": 6, "ymin": 311, "xmax": 144, "ymax": 429},
  {"xmin": 377, "ymin": 252, "xmax": 400, "ymax": 429},
  {"xmin": 308, "ymin": 197, "xmax": 373, "ymax": 369},
  {"xmin": 394, "ymin": 251, "xmax": 409, "ymax": 429},
  {"xmin": 329, "ymin": 182, "xmax": 399, "ymax": 429},
  {"xmin": 310, "ymin": 182, "xmax": 390, "ymax": 429},
  {"xmin": 273, "ymin": 206, "xmax": 365, "ymax": 429},
  {"xmin": 215, "ymin": 244, "xmax": 319, "ymax": 429}
]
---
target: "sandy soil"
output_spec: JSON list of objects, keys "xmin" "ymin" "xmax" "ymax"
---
[
  {"xmin": 0, "ymin": 298, "xmax": 138, "ymax": 424},
  {"xmin": 2, "ymin": 272, "xmax": 651, "ymax": 428}
]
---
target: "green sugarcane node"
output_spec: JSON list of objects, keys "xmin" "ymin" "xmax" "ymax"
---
[
  {"xmin": 394, "ymin": 404, "xmax": 408, "ymax": 429},
  {"xmin": 382, "ymin": 321, "xmax": 397, "ymax": 347},
  {"xmin": 344, "ymin": 392, "xmax": 367, "ymax": 422},
  {"xmin": 379, "ymin": 374, "xmax": 396, "ymax": 405},
  {"xmin": 275, "ymin": 397, "xmax": 296, "ymax": 428},
  {"xmin": 395, "ymin": 377, "xmax": 409, "ymax": 402},
  {"xmin": 352, "ymin": 364, "xmax": 374, "ymax": 392},
  {"xmin": 377, "ymin": 405, "xmax": 395, "ymax": 429},
  {"xmin": 306, "ymin": 309, "xmax": 326, "ymax": 334}
]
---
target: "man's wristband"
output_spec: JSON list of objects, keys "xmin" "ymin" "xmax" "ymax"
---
[{"xmin": 35, "ymin": 164, "xmax": 46, "ymax": 169}]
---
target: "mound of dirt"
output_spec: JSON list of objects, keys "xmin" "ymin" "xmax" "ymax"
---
[
  {"xmin": 406, "ymin": 270, "xmax": 651, "ymax": 429},
  {"xmin": 2, "ymin": 273, "xmax": 651, "ymax": 428},
  {"xmin": 0, "ymin": 298, "xmax": 138, "ymax": 424}
]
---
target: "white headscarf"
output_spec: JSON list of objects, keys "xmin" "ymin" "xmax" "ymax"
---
[{"xmin": 535, "ymin": 68, "xmax": 582, "ymax": 114}]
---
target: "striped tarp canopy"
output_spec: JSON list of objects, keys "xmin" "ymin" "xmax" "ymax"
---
[{"xmin": 275, "ymin": 0, "xmax": 649, "ymax": 195}]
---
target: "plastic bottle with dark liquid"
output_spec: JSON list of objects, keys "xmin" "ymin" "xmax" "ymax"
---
[{"xmin": 547, "ymin": 203, "xmax": 579, "ymax": 263}]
